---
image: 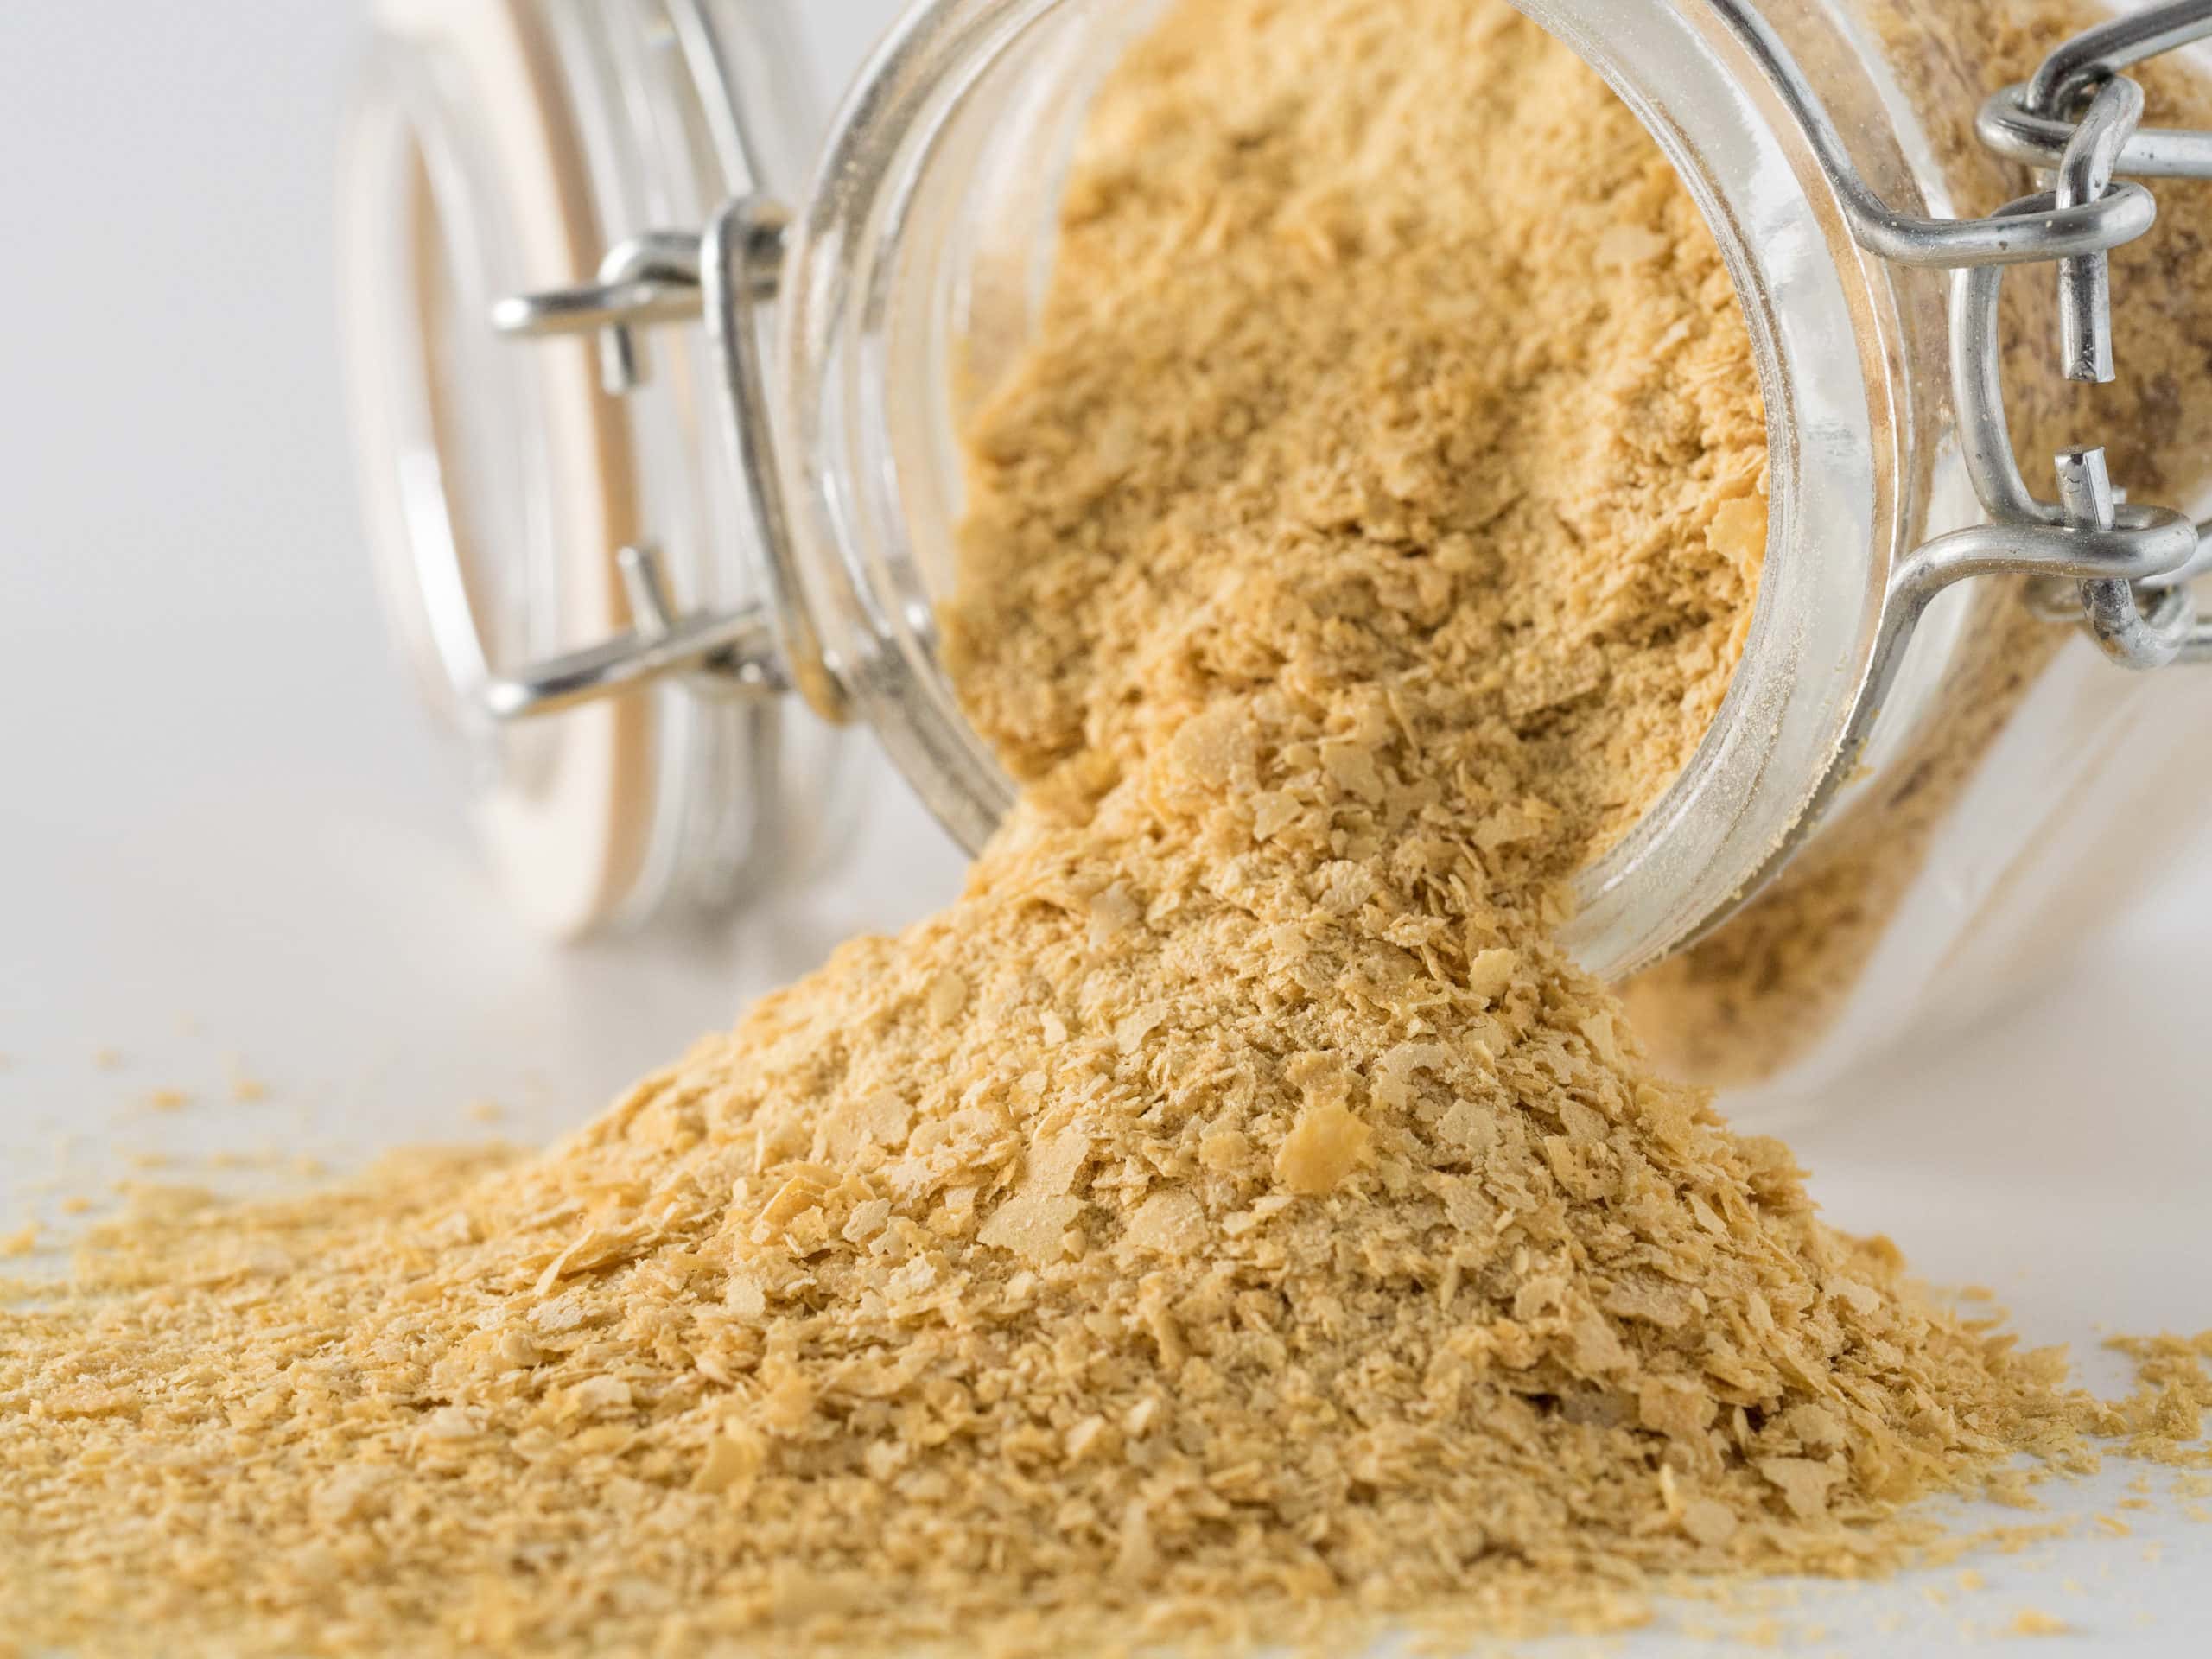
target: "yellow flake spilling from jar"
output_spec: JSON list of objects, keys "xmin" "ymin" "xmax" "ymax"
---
[{"xmin": 1, "ymin": 2, "xmax": 2205, "ymax": 1656}]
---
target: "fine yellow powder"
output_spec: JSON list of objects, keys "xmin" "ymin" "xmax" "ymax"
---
[{"xmin": 1, "ymin": 2, "xmax": 2204, "ymax": 1656}]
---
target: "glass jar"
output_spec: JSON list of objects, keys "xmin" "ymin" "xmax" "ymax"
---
[{"xmin": 340, "ymin": 0, "xmax": 2212, "ymax": 1106}]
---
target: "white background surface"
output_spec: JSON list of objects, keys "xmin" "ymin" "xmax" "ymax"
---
[{"xmin": 2, "ymin": 3, "xmax": 2209, "ymax": 1654}]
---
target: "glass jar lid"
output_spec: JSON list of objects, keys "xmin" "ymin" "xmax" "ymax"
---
[{"xmin": 340, "ymin": 0, "xmax": 851, "ymax": 937}]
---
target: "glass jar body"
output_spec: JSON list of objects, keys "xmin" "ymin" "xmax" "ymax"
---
[
  {"xmin": 773, "ymin": 0, "xmax": 2212, "ymax": 1104},
  {"xmin": 350, "ymin": 0, "xmax": 2212, "ymax": 1100}
]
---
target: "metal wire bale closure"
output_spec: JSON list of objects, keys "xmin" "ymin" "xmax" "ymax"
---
[{"xmin": 1946, "ymin": 0, "xmax": 2212, "ymax": 667}]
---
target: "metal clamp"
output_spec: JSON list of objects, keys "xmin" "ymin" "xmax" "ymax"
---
[
  {"xmin": 478, "ymin": 543, "xmax": 784, "ymax": 721},
  {"xmin": 1726, "ymin": 0, "xmax": 2212, "ymax": 669},
  {"xmin": 1951, "ymin": 0, "xmax": 2212, "ymax": 669},
  {"xmin": 1723, "ymin": 0, "xmax": 2212, "ymax": 671},
  {"xmin": 475, "ymin": 196, "xmax": 842, "ymax": 722}
]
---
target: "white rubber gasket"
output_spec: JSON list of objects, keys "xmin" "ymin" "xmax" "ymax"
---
[{"xmin": 342, "ymin": 0, "xmax": 652, "ymax": 937}]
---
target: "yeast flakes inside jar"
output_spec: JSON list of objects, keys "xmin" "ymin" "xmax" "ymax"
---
[{"xmin": 944, "ymin": 0, "xmax": 1769, "ymax": 922}]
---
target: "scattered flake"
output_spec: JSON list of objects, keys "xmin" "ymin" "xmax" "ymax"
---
[
  {"xmin": 1087, "ymin": 883, "xmax": 1141, "ymax": 944},
  {"xmin": 1465, "ymin": 950, "xmax": 1519, "ymax": 1002},
  {"xmin": 419, "ymin": 1405, "xmax": 482, "ymax": 1441},
  {"xmin": 924, "ymin": 969, "xmax": 969, "ymax": 1026},
  {"xmin": 1758, "ymin": 1458, "xmax": 1841, "ymax": 1521},
  {"xmin": 1371, "ymin": 1043, "xmax": 1450, "ymax": 1111},
  {"xmin": 1198, "ymin": 1127, "xmax": 1250, "ymax": 1172},
  {"xmin": 1680, "ymin": 1499, "xmax": 1738, "ymax": 1549},
  {"xmin": 976, "ymin": 1191, "xmax": 1083, "ymax": 1265},
  {"xmin": 1121, "ymin": 1190, "xmax": 1205, "ymax": 1256},
  {"xmin": 690, "ymin": 1431, "xmax": 765, "ymax": 1496},
  {"xmin": 1274, "ymin": 1099, "xmax": 1370, "ymax": 1196}
]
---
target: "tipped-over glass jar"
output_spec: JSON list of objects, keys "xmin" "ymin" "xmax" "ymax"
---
[{"xmin": 340, "ymin": 0, "xmax": 2212, "ymax": 1105}]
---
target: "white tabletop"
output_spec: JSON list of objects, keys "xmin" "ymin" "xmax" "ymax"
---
[{"xmin": 2, "ymin": 3, "xmax": 2207, "ymax": 1653}]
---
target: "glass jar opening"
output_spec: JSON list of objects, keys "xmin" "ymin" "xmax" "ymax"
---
[{"xmin": 780, "ymin": 0, "xmax": 1927, "ymax": 977}]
